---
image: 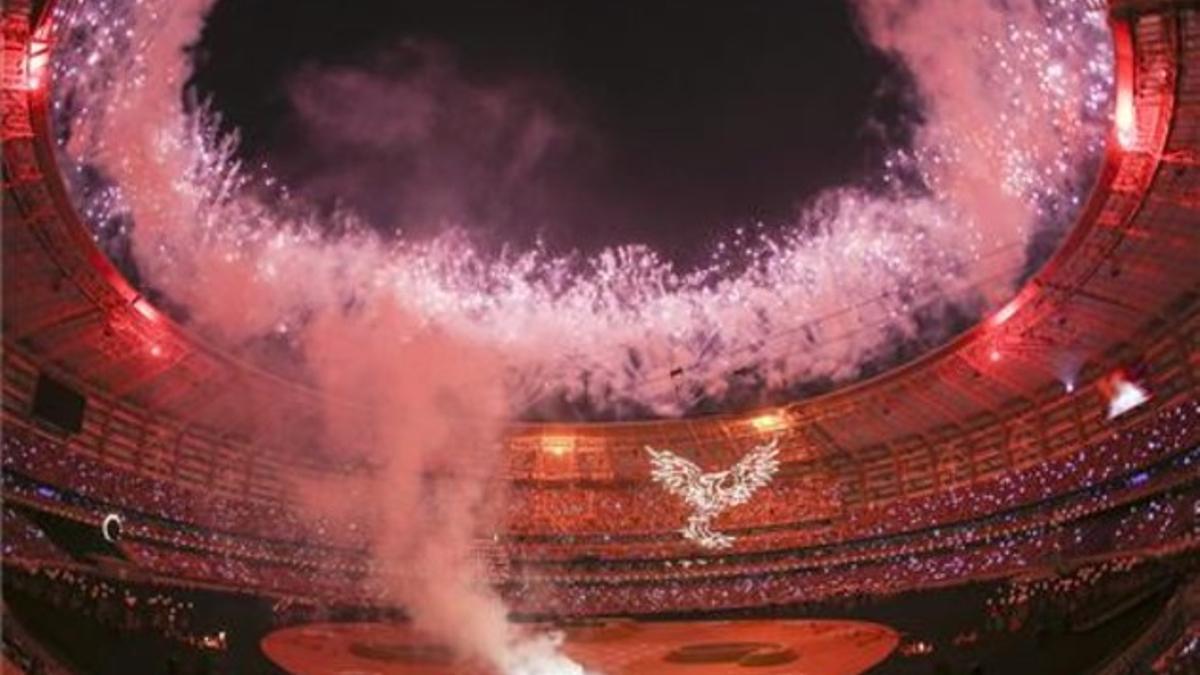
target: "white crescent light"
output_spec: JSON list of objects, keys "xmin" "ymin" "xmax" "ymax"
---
[{"xmin": 101, "ymin": 513, "xmax": 123, "ymax": 543}]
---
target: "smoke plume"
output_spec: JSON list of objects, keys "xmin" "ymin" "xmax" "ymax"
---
[{"xmin": 52, "ymin": 0, "xmax": 591, "ymax": 672}]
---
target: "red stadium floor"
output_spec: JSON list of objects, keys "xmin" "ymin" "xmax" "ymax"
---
[{"xmin": 261, "ymin": 618, "xmax": 899, "ymax": 674}]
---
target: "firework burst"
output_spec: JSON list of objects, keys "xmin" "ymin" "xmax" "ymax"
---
[{"xmin": 49, "ymin": 0, "xmax": 1112, "ymax": 418}]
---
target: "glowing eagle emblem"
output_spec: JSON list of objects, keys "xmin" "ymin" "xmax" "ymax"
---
[{"xmin": 645, "ymin": 438, "xmax": 780, "ymax": 549}]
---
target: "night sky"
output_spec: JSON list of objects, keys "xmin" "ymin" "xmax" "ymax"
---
[{"xmin": 190, "ymin": 0, "xmax": 913, "ymax": 268}]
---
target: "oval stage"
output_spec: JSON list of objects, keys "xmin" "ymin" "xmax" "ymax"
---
[{"xmin": 262, "ymin": 618, "xmax": 899, "ymax": 674}]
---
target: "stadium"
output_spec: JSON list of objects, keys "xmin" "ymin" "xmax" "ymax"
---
[{"xmin": 2, "ymin": 0, "xmax": 1199, "ymax": 673}]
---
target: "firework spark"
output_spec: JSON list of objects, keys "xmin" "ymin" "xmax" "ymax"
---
[{"xmin": 50, "ymin": 0, "xmax": 1112, "ymax": 418}]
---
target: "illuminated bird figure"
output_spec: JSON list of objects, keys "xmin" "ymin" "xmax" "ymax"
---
[{"xmin": 645, "ymin": 438, "xmax": 780, "ymax": 549}]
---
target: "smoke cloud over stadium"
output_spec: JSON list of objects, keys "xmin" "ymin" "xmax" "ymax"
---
[{"xmin": 47, "ymin": 0, "xmax": 1112, "ymax": 671}]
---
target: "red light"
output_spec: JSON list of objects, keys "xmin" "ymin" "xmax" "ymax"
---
[
  {"xmin": 1112, "ymin": 22, "xmax": 1137, "ymax": 151},
  {"xmin": 988, "ymin": 348, "xmax": 1001, "ymax": 363},
  {"xmin": 133, "ymin": 297, "xmax": 158, "ymax": 321},
  {"xmin": 23, "ymin": 37, "xmax": 51, "ymax": 91},
  {"xmin": 149, "ymin": 344, "xmax": 163, "ymax": 358},
  {"xmin": 1115, "ymin": 87, "xmax": 1136, "ymax": 149},
  {"xmin": 749, "ymin": 412, "xmax": 787, "ymax": 432},
  {"xmin": 541, "ymin": 436, "xmax": 574, "ymax": 456},
  {"xmin": 990, "ymin": 300, "xmax": 1019, "ymax": 327}
]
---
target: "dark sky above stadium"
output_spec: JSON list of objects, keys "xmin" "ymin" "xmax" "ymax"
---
[{"xmin": 191, "ymin": 0, "xmax": 912, "ymax": 268}]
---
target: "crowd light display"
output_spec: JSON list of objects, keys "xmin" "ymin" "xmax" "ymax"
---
[{"xmin": 646, "ymin": 438, "xmax": 781, "ymax": 549}]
